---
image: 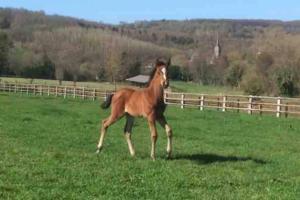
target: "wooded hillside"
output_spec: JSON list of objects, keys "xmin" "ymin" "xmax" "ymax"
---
[{"xmin": 1, "ymin": 8, "xmax": 300, "ymax": 96}]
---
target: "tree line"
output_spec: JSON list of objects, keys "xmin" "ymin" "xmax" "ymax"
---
[
  {"xmin": 0, "ymin": 8, "xmax": 300, "ymax": 96},
  {"xmin": 0, "ymin": 8, "xmax": 174, "ymax": 85}
]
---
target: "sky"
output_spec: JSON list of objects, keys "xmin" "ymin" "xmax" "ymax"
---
[{"xmin": 1, "ymin": 0, "xmax": 300, "ymax": 24}]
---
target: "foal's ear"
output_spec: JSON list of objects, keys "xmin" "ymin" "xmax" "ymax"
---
[
  {"xmin": 167, "ymin": 58, "xmax": 171, "ymax": 68},
  {"xmin": 156, "ymin": 58, "xmax": 161, "ymax": 67}
]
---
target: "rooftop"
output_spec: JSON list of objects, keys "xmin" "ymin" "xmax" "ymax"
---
[{"xmin": 126, "ymin": 75, "xmax": 150, "ymax": 84}]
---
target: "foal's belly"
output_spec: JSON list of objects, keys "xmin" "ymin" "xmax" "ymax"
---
[
  {"xmin": 125, "ymin": 105, "xmax": 147, "ymax": 118},
  {"xmin": 124, "ymin": 99, "xmax": 153, "ymax": 118}
]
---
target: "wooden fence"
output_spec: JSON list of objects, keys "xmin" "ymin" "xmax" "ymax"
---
[
  {"xmin": 1, "ymin": 82, "xmax": 300, "ymax": 118},
  {"xmin": 164, "ymin": 92, "xmax": 300, "ymax": 118},
  {"xmin": 0, "ymin": 82, "xmax": 113, "ymax": 101}
]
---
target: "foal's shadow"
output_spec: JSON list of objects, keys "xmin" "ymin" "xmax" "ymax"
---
[{"xmin": 172, "ymin": 153, "xmax": 267, "ymax": 165}]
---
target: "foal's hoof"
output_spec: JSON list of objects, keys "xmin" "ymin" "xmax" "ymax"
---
[
  {"xmin": 166, "ymin": 152, "xmax": 172, "ymax": 160},
  {"xmin": 130, "ymin": 153, "xmax": 136, "ymax": 157},
  {"xmin": 95, "ymin": 147, "xmax": 102, "ymax": 154}
]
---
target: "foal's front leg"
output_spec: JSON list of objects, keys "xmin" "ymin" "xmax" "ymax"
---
[
  {"xmin": 157, "ymin": 116, "xmax": 173, "ymax": 159},
  {"xmin": 147, "ymin": 117, "xmax": 158, "ymax": 160}
]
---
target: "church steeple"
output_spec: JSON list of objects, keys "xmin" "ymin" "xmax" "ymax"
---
[{"xmin": 214, "ymin": 33, "xmax": 221, "ymax": 59}]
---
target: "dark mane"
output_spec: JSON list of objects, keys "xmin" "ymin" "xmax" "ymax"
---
[
  {"xmin": 146, "ymin": 60, "xmax": 166, "ymax": 87},
  {"xmin": 146, "ymin": 67, "xmax": 157, "ymax": 87}
]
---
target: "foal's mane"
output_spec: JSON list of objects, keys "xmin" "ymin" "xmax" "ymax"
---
[{"xmin": 146, "ymin": 60, "xmax": 166, "ymax": 87}]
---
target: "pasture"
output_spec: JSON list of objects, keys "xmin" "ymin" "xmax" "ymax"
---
[{"xmin": 0, "ymin": 93, "xmax": 300, "ymax": 199}]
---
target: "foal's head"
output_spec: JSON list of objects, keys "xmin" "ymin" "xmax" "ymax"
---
[{"xmin": 152, "ymin": 58, "xmax": 171, "ymax": 88}]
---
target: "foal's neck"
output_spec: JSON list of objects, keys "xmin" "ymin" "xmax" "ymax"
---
[{"xmin": 147, "ymin": 75, "xmax": 164, "ymax": 103}]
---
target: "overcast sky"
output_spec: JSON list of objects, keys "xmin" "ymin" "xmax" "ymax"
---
[{"xmin": 2, "ymin": 0, "xmax": 300, "ymax": 24}]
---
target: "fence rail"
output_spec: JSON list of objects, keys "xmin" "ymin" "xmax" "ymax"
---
[
  {"xmin": 0, "ymin": 82, "xmax": 114, "ymax": 101},
  {"xmin": 1, "ymin": 82, "xmax": 300, "ymax": 118},
  {"xmin": 164, "ymin": 92, "xmax": 300, "ymax": 118}
]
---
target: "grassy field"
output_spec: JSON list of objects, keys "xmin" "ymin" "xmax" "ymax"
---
[
  {"xmin": 171, "ymin": 81, "xmax": 242, "ymax": 94},
  {"xmin": 0, "ymin": 93, "xmax": 300, "ymax": 199},
  {"xmin": 0, "ymin": 77, "xmax": 242, "ymax": 94}
]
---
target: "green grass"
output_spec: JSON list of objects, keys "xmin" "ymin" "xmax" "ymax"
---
[
  {"xmin": 171, "ymin": 81, "xmax": 242, "ymax": 94},
  {"xmin": 0, "ymin": 93, "xmax": 300, "ymax": 199}
]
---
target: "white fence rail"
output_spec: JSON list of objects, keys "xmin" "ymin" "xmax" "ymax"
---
[
  {"xmin": 1, "ymin": 82, "xmax": 300, "ymax": 118},
  {"xmin": 0, "ymin": 82, "xmax": 113, "ymax": 101},
  {"xmin": 164, "ymin": 92, "xmax": 300, "ymax": 118}
]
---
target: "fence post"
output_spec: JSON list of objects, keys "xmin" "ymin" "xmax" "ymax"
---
[
  {"xmin": 19, "ymin": 84, "xmax": 22, "ymax": 94},
  {"xmin": 47, "ymin": 86, "xmax": 50, "ymax": 96},
  {"xmin": 93, "ymin": 88, "xmax": 96, "ymax": 101},
  {"xmin": 276, "ymin": 97, "xmax": 281, "ymax": 118},
  {"xmin": 40, "ymin": 85, "xmax": 43, "ymax": 96},
  {"xmin": 285, "ymin": 104, "xmax": 288, "ymax": 118},
  {"xmin": 14, "ymin": 84, "xmax": 17, "ymax": 93},
  {"xmin": 199, "ymin": 95, "xmax": 204, "ymax": 111},
  {"xmin": 237, "ymin": 99, "xmax": 240, "ymax": 113},
  {"xmin": 27, "ymin": 85, "xmax": 29, "ymax": 95},
  {"xmin": 259, "ymin": 104, "xmax": 263, "ymax": 116},
  {"xmin": 222, "ymin": 95, "xmax": 227, "ymax": 112},
  {"xmin": 64, "ymin": 87, "xmax": 67, "ymax": 99},
  {"xmin": 73, "ymin": 87, "xmax": 76, "ymax": 99},
  {"xmin": 55, "ymin": 86, "xmax": 58, "ymax": 97},
  {"xmin": 217, "ymin": 97, "xmax": 220, "ymax": 110},
  {"xmin": 82, "ymin": 87, "xmax": 85, "ymax": 99},
  {"xmin": 104, "ymin": 90, "xmax": 107, "ymax": 101},
  {"xmin": 33, "ymin": 85, "xmax": 36, "ymax": 95},
  {"xmin": 181, "ymin": 93, "xmax": 185, "ymax": 109},
  {"xmin": 248, "ymin": 96, "xmax": 253, "ymax": 115}
]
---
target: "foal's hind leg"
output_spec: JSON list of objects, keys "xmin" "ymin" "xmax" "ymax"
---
[
  {"xmin": 96, "ymin": 113, "xmax": 123, "ymax": 153},
  {"xmin": 157, "ymin": 115, "xmax": 173, "ymax": 159},
  {"xmin": 124, "ymin": 114, "xmax": 135, "ymax": 156}
]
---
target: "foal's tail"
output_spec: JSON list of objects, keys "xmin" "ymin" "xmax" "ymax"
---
[{"xmin": 101, "ymin": 94, "xmax": 114, "ymax": 109}]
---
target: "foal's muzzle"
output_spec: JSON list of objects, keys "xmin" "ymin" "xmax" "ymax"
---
[{"xmin": 164, "ymin": 81, "xmax": 169, "ymax": 88}]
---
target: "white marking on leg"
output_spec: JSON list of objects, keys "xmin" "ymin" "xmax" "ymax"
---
[
  {"xmin": 150, "ymin": 135, "xmax": 157, "ymax": 160},
  {"xmin": 165, "ymin": 124, "xmax": 171, "ymax": 133},
  {"xmin": 96, "ymin": 122, "xmax": 107, "ymax": 153},
  {"xmin": 125, "ymin": 132, "xmax": 135, "ymax": 156},
  {"xmin": 148, "ymin": 120, "xmax": 157, "ymax": 160},
  {"xmin": 97, "ymin": 134, "xmax": 104, "ymax": 149},
  {"xmin": 151, "ymin": 141, "xmax": 155, "ymax": 160},
  {"xmin": 165, "ymin": 124, "xmax": 172, "ymax": 157}
]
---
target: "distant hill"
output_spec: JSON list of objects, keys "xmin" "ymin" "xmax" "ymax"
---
[
  {"xmin": 2, "ymin": 7, "xmax": 300, "ymax": 49},
  {"xmin": 1, "ymin": 7, "xmax": 300, "ymax": 97},
  {"xmin": 116, "ymin": 18, "xmax": 300, "ymax": 49}
]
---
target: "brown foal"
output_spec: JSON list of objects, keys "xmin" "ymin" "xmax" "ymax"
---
[{"xmin": 96, "ymin": 58, "xmax": 173, "ymax": 160}]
